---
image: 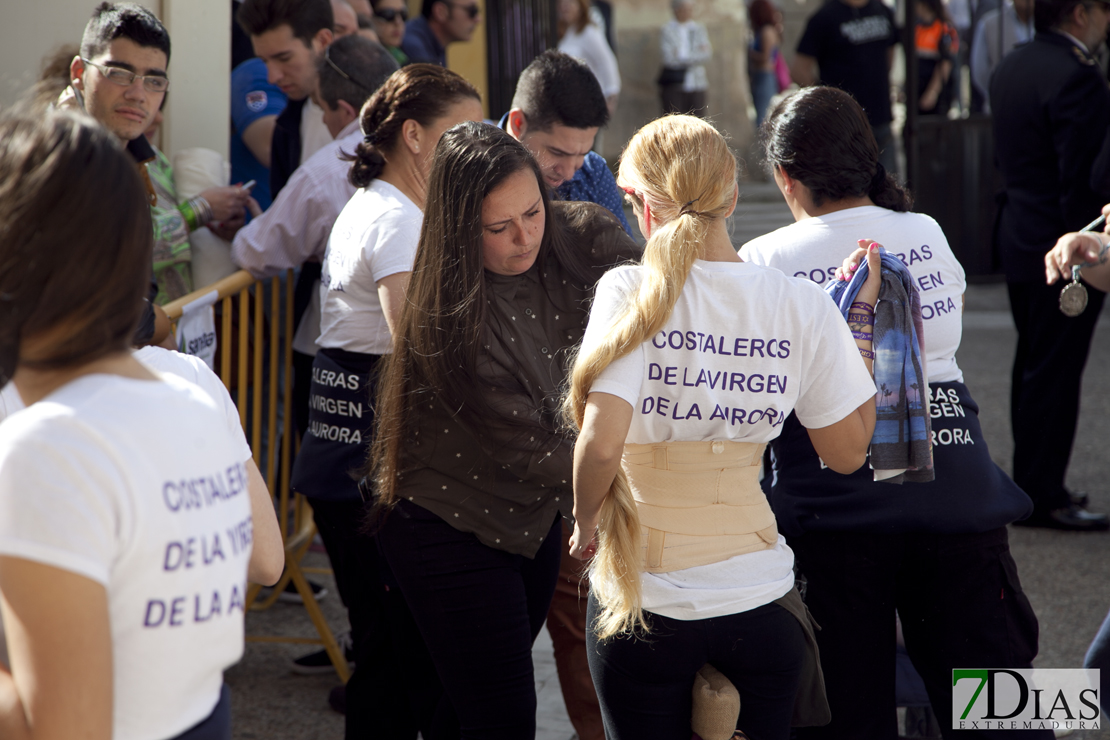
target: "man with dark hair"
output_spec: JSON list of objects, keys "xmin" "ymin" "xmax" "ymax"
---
[
  {"xmin": 503, "ymin": 50, "xmax": 630, "ymax": 234},
  {"xmin": 230, "ymin": 0, "xmax": 358, "ymax": 212},
  {"xmin": 237, "ymin": 0, "xmax": 335, "ymax": 198},
  {"xmin": 792, "ymin": 0, "xmax": 898, "ymax": 174},
  {"xmin": 991, "ymin": 0, "xmax": 1110, "ymax": 530},
  {"xmin": 64, "ymin": 2, "xmax": 248, "ymax": 302},
  {"xmin": 400, "ymin": 0, "xmax": 481, "ymax": 66},
  {"xmin": 233, "ymin": 34, "xmax": 396, "ymax": 423}
]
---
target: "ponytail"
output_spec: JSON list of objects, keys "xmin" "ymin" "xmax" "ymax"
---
[
  {"xmin": 341, "ymin": 64, "xmax": 480, "ymax": 190},
  {"xmin": 348, "ymin": 137, "xmax": 386, "ymax": 188},
  {"xmin": 867, "ymin": 162, "xmax": 913, "ymax": 213},
  {"xmin": 765, "ymin": 86, "xmax": 915, "ymax": 212},
  {"xmin": 562, "ymin": 114, "xmax": 736, "ymax": 639}
]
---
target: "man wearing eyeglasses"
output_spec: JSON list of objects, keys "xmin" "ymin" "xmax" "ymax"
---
[
  {"xmin": 401, "ymin": 0, "xmax": 481, "ymax": 66},
  {"xmin": 61, "ymin": 2, "xmax": 250, "ymax": 304}
]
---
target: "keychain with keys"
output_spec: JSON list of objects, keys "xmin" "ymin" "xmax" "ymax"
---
[{"xmin": 1059, "ymin": 214, "xmax": 1106, "ymax": 317}]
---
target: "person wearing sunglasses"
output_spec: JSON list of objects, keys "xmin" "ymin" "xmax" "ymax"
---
[
  {"xmin": 400, "ymin": 0, "xmax": 481, "ymax": 67},
  {"xmin": 371, "ymin": 0, "xmax": 412, "ymax": 65},
  {"xmin": 59, "ymin": 3, "xmax": 250, "ymax": 304}
]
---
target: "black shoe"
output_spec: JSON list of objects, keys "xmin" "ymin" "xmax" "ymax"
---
[
  {"xmin": 291, "ymin": 631, "xmax": 355, "ymax": 675},
  {"xmin": 328, "ymin": 685, "xmax": 346, "ymax": 715},
  {"xmin": 1014, "ymin": 504, "xmax": 1110, "ymax": 531},
  {"xmin": 1068, "ymin": 489, "xmax": 1091, "ymax": 508}
]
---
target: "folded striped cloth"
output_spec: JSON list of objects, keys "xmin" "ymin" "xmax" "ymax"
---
[{"xmin": 827, "ymin": 249, "xmax": 934, "ymax": 483}]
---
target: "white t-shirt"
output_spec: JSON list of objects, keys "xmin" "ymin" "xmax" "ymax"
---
[
  {"xmin": 0, "ymin": 372, "xmax": 253, "ymax": 740},
  {"xmin": 580, "ymin": 260, "xmax": 876, "ymax": 619},
  {"xmin": 740, "ymin": 206, "xmax": 966, "ymax": 383},
  {"xmin": 558, "ymin": 24, "xmax": 622, "ymax": 98},
  {"xmin": 300, "ymin": 99, "xmax": 334, "ymax": 165},
  {"xmin": 318, "ymin": 179, "xmax": 422, "ymax": 354},
  {"xmin": 134, "ymin": 346, "xmax": 253, "ymax": 465}
]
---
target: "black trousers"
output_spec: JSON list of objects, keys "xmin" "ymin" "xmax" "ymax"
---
[
  {"xmin": 586, "ymin": 597, "xmax": 805, "ymax": 740},
  {"xmin": 310, "ymin": 498, "xmax": 442, "ymax": 740},
  {"xmin": 790, "ymin": 528, "xmax": 1049, "ymax": 740},
  {"xmin": 660, "ymin": 85, "xmax": 708, "ymax": 118},
  {"xmin": 378, "ymin": 499, "xmax": 562, "ymax": 739},
  {"xmin": 1007, "ymin": 279, "xmax": 1105, "ymax": 512}
]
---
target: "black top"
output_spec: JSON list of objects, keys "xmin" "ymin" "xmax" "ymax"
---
[
  {"xmin": 398, "ymin": 201, "xmax": 640, "ymax": 557},
  {"xmin": 797, "ymin": 0, "xmax": 897, "ymax": 126},
  {"xmin": 991, "ymin": 31, "xmax": 1110, "ymax": 283},
  {"xmin": 769, "ymin": 381, "xmax": 1032, "ymax": 535},
  {"xmin": 269, "ymin": 96, "xmax": 306, "ymax": 200}
]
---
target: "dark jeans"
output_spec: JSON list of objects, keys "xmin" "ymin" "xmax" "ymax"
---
[
  {"xmin": 1084, "ymin": 607, "xmax": 1110, "ymax": 709},
  {"xmin": 378, "ymin": 499, "xmax": 563, "ymax": 739},
  {"xmin": 586, "ymin": 597, "xmax": 806, "ymax": 740},
  {"xmin": 791, "ymin": 528, "xmax": 1050, "ymax": 740},
  {"xmin": 172, "ymin": 684, "xmax": 230, "ymax": 740},
  {"xmin": 660, "ymin": 85, "xmax": 708, "ymax": 118},
  {"xmin": 872, "ymin": 122, "xmax": 898, "ymax": 178},
  {"xmin": 311, "ymin": 498, "xmax": 441, "ymax": 740},
  {"xmin": 1007, "ymin": 279, "xmax": 1105, "ymax": 512}
]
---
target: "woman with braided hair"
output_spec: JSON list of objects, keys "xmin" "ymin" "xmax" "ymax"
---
[
  {"xmin": 564, "ymin": 114, "xmax": 879, "ymax": 739},
  {"xmin": 292, "ymin": 63, "xmax": 481, "ymax": 737}
]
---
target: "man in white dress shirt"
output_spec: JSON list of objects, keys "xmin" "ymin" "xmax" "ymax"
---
[
  {"xmin": 232, "ymin": 35, "xmax": 397, "ymax": 435},
  {"xmin": 970, "ymin": 0, "xmax": 1036, "ymax": 111}
]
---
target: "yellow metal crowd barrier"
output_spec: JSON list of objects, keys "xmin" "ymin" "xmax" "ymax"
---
[{"xmin": 163, "ymin": 270, "xmax": 350, "ymax": 682}]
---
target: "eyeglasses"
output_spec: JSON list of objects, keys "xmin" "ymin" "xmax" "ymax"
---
[
  {"xmin": 373, "ymin": 7, "xmax": 409, "ymax": 22},
  {"xmin": 620, "ymin": 186, "xmax": 641, "ymax": 202},
  {"xmin": 447, "ymin": 2, "xmax": 480, "ymax": 19},
  {"xmin": 81, "ymin": 58, "xmax": 169, "ymax": 93},
  {"xmin": 323, "ymin": 44, "xmax": 373, "ymax": 92}
]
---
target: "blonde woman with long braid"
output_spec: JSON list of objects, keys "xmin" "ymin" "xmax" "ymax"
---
[{"xmin": 564, "ymin": 115, "xmax": 880, "ymax": 739}]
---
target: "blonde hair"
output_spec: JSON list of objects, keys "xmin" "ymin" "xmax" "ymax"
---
[{"xmin": 562, "ymin": 115, "xmax": 738, "ymax": 639}]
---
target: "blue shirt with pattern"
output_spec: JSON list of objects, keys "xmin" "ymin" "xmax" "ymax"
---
[
  {"xmin": 557, "ymin": 151, "xmax": 631, "ymax": 234},
  {"xmin": 497, "ymin": 113, "xmax": 630, "ymax": 234}
]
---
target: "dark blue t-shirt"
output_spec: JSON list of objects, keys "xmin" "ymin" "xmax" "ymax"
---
[
  {"xmin": 230, "ymin": 58, "xmax": 287, "ymax": 211},
  {"xmin": 400, "ymin": 17, "xmax": 446, "ymax": 66}
]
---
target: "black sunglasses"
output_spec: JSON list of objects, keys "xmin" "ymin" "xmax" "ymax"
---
[
  {"xmin": 373, "ymin": 7, "xmax": 409, "ymax": 22},
  {"xmin": 447, "ymin": 2, "xmax": 480, "ymax": 19}
]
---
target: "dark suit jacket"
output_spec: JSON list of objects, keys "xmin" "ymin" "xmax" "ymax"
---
[
  {"xmin": 269, "ymin": 96, "xmax": 306, "ymax": 200},
  {"xmin": 991, "ymin": 31, "xmax": 1110, "ymax": 282}
]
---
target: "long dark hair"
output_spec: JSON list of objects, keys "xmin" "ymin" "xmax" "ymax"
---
[
  {"xmin": 762, "ymin": 86, "xmax": 913, "ymax": 212},
  {"xmin": 346, "ymin": 64, "xmax": 480, "ymax": 188},
  {"xmin": 0, "ymin": 109, "xmax": 151, "ymax": 386},
  {"xmin": 368, "ymin": 121, "xmax": 594, "ymax": 511}
]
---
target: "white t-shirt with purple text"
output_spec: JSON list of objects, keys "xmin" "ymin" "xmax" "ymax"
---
[
  {"xmin": 740, "ymin": 206, "xmax": 966, "ymax": 383},
  {"xmin": 579, "ymin": 260, "xmax": 875, "ymax": 619},
  {"xmin": 0, "ymin": 370, "xmax": 252, "ymax": 740}
]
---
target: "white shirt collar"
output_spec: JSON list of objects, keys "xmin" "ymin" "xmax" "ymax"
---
[{"xmin": 1055, "ymin": 29, "xmax": 1089, "ymax": 53}]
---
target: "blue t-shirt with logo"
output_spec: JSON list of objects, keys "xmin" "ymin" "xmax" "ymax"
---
[{"xmin": 231, "ymin": 58, "xmax": 287, "ymax": 211}]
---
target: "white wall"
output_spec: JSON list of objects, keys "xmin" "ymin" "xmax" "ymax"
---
[{"xmin": 0, "ymin": 0, "xmax": 230, "ymax": 159}]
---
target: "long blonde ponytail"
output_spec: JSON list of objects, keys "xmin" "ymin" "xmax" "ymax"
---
[{"xmin": 563, "ymin": 115, "xmax": 739, "ymax": 639}]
